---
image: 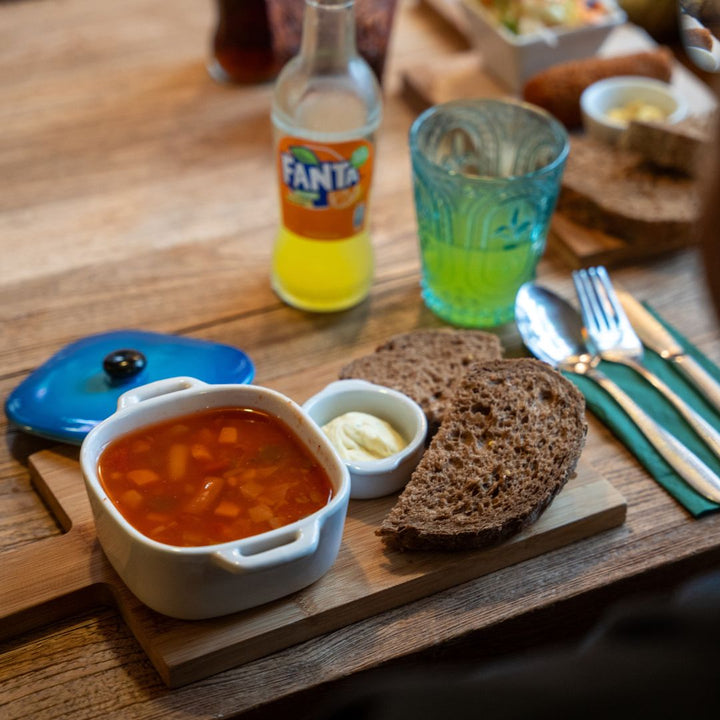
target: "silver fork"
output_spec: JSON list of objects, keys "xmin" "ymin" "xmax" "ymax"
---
[{"xmin": 573, "ymin": 266, "xmax": 720, "ymax": 461}]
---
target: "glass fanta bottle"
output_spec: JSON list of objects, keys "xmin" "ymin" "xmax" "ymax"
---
[{"xmin": 271, "ymin": 0, "xmax": 383, "ymax": 312}]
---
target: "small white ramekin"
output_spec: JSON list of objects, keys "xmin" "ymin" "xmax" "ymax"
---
[
  {"xmin": 580, "ymin": 75, "xmax": 688, "ymax": 145},
  {"xmin": 303, "ymin": 380, "xmax": 427, "ymax": 500},
  {"xmin": 80, "ymin": 377, "xmax": 350, "ymax": 620}
]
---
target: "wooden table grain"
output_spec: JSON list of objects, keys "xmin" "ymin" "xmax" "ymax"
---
[{"xmin": 2, "ymin": 1, "xmax": 720, "ymax": 718}]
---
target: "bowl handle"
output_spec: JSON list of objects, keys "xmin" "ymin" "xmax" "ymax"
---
[
  {"xmin": 117, "ymin": 377, "xmax": 207, "ymax": 409},
  {"xmin": 210, "ymin": 521, "xmax": 321, "ymax": 574}
]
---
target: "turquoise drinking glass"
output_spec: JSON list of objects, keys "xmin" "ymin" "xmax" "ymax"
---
[{"xmin": 409, "ymin": 98, "xmax": 569, "ymax": 327}]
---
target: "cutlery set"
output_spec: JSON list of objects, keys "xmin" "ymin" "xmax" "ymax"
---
[
  {"xmin": 574, "ymin": 267, "xmax": 720, "ymax": 460},
  {"xmin": 515, "ymin": 268, "xmax": 720, "ymax": 505},
  {"xmin": 618, "ymin": 289, "xmax": 720, "ymax": 415}
]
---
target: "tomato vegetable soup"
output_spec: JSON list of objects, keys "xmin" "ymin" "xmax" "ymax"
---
[{"xmin": 98, "ymin": 407, "xmax": 333, "ymax": 547}]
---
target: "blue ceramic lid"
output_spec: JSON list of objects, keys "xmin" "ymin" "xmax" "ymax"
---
[{"xmin": 5, "ymin": 330, "xmax": 255, "ymax": 444}]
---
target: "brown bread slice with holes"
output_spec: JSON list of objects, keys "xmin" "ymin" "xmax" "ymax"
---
[
  {"xmin": 338, "ymin": 329, "xmax": 502, "ymax": 436},
  {"xmin": 377, "ymin": 358, "xmax": 587, "ymax": 551},
  {"xmin": 557, "ymin": 136, "xmax": 701, "ymax": 247},
  {"xmin": 623, "ymin": 115, "xmax": 713, "ymax": 178}
]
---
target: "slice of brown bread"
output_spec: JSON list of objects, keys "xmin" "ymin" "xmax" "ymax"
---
[
  {"xmin": 377, "ymin": 358, "xmax": 587, "ymax": 552},
  {"xmin": 557, "ymin": 136, "xmax": 701, "ymax": 246},
  {"xmin": 622, "ymin": 115, "xmax": 713, "ymax": 177},
  {"xmin": 338, "ymin": 329, "xmax": 502, "ymax": 435}
]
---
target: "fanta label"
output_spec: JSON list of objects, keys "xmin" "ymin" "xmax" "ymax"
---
[{"xmin": 277, "ymin": 136, "xmax": 374, "ymax": 240}]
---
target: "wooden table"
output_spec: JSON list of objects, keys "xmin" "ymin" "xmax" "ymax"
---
[{"xmin": 2, "ymin": 1, "xmax": 720, "ymax": 717}]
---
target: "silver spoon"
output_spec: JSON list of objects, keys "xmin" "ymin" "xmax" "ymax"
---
[{"xmin": 514, "ymin": 283, "xmax": 720, "ymax": 504}]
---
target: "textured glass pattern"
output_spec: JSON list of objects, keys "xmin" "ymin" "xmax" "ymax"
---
[{"xmin": 410, "ymin": 99, "xmax": 568, "ymax": 327}]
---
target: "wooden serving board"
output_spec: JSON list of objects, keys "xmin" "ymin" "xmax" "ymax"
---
[
  {"xmin": 548, "ymin": 213, "xmax": 698, "ymax": 269},
  {"xmin": 0, "ymin": 446, "xmax": 626, "ymax": 688}
]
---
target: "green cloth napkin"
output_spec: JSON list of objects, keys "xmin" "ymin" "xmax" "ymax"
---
[{"xmin": 565, "ymin": 304, "xmax": 720, "ymax": 517}]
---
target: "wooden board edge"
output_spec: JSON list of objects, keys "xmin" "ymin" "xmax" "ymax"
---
[
  {"xmin": 160, "ymin": 478, "xmax": 627, "ymax": 687},
  {"xmin": 17, "ymin": 449, "xmax": 626, "ymax": 688},
  {"xmin": 420, "ymin": 0, "xmax": 472, "ymax": 40},
  {"xmin": 400, "ymin": 51, "xmax": 506, "ymax": 112},
  {"xmin": 549, "ymin": 214, "xmax": 696, "ymax": 269}
]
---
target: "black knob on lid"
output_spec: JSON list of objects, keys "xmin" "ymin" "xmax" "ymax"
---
[{"xmin": 103, "ymin": 349, "xmax": 147, "ymax": 382}]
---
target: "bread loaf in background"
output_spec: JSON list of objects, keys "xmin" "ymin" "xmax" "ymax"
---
[
  {"xmin": 623, "ymin": 115, "xmax": 714, "ymax": 176},
  {"xmin": 377, "ymin": 359, "xmax": 587, "ymax": 552},
  {"xmin": 558, "ymin": 135, "xmax": 701, "ymax": 245},
  {"xmin": 523, "ymin": 48, "xmax": 674, "ymax": 128}
]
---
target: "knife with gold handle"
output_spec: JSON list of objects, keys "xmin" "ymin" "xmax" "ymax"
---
[{"xmin": 617, "ymin": 289, "xmax": 720, "ymax": 415}]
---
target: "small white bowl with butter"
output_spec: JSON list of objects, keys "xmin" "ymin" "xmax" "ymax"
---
[
  {"xmin": 303, "ymin": 379, "xmax": 427, "ymax": 500},
  {"xmin": 580, "ymin": 75, "xmax": 688, "ymax": 146}
]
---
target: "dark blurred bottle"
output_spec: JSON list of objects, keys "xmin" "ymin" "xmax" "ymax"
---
[
  {"xmin": 208, "ymin": 0, "xmax": 279, "ymax": 84},
  {"xmin": 267, "ymin": 0, "xmax": 398, "ymax": 85}
]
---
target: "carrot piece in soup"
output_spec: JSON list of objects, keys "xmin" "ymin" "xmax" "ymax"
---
[
  {"xmin": 248, "ymin": 504, "xmax": 274, "ymax": 524},
  {"xmin": 127, "ymin": 468, "xmax": 160, "ymax": 486},
  {"xmin": 168, "ymin": 443, "xmax": 189, "ymax": 481},
  {"xmin": 214, "ymin": 500, "xmax": 241, "ymax": 518},
  {"xmin": 191, "ymin": 443, "xmax": 212, "ymax": 462},
  {"xmin": 259, "ymin": 483, "xmax": 290, "ymax": 507},
  {"xmin": 239, "ymin": 479, "xmax": 264, "ymax": 499},
  {"xmin": 218, "ymin": 426, "xmax": 237, "ymax": 444},
  {"xmin": 182, "ymin": 531, "xmax": 206, "ymax": 546},
  {"xmin": 120, "ymin": 489, "xmax": 144, "ymax": 510}
]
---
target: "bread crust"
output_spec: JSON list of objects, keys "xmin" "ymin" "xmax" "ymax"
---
[
  {"xmin": 378, "ymin": 359, "xmax": 587, "ymax": 552},
  {"xmin": 339, "ymin": 329, "xmax": 502, "ymax": 435},
  {"xmin": 557, "ymin": 136, "xmax": 701, "ymax": 246},
  {"xmin": 623, "ymin": 116, "xmax": 713, "ymax": 178}
]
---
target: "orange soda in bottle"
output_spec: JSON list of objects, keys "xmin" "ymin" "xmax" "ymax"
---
[{"xmin": 271, "ymin": 0, "xmax": 383, "ymax": 312}]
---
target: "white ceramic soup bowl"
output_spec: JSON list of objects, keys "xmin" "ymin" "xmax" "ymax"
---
[
  {"xmin": 303, "ymin": 380, "xmax": 427, "ymax": 499},
  {"xmin": 80, "ymin": 376, "xmax": 350, "ymax": 620}
]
